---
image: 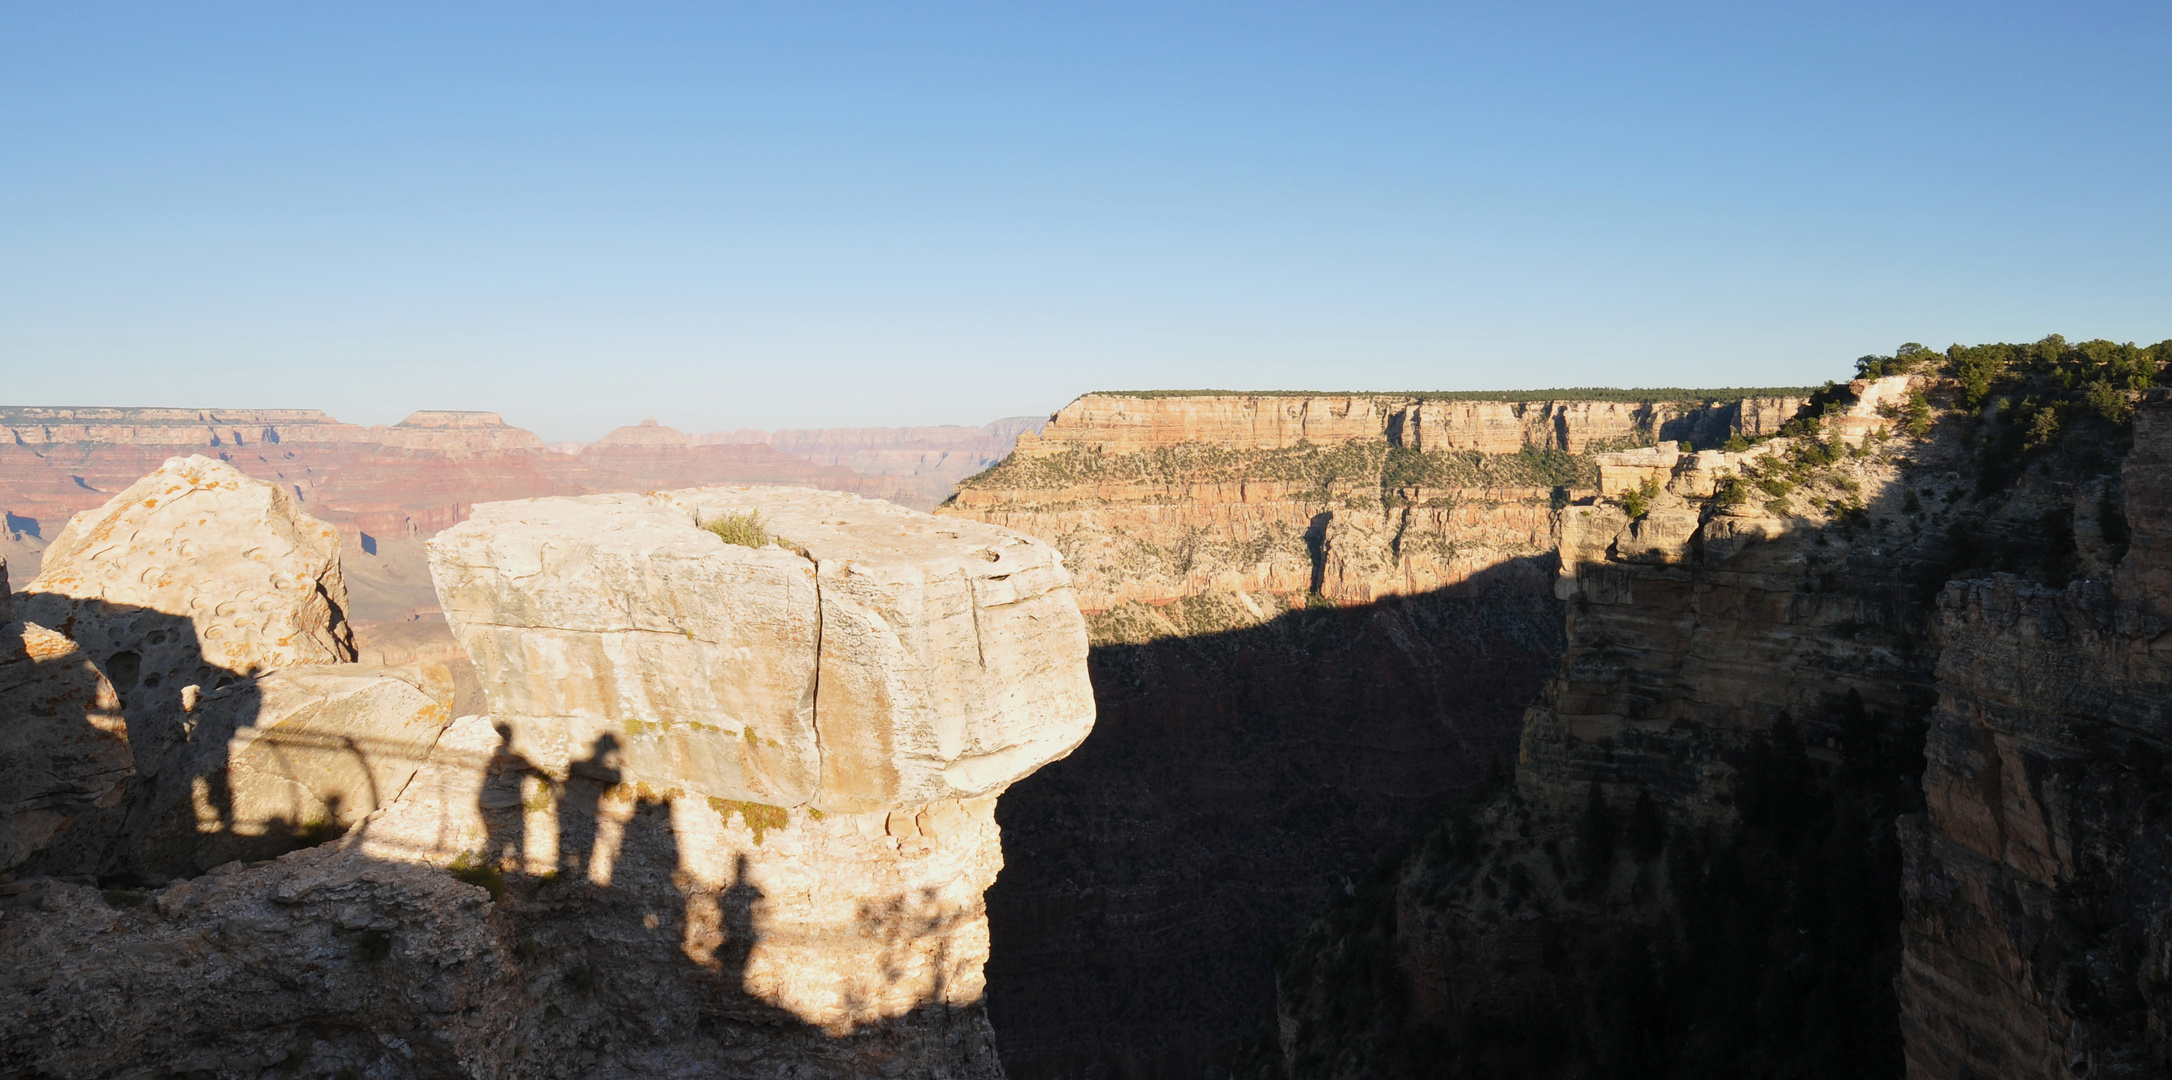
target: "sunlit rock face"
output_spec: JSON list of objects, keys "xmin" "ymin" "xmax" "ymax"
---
[
  {"xmin": 427, "ymin": 485, "xmax": 1095, "ymax": 814},
  {"xmin": 20, "ymin": 454, "xmax": 356, "ymax": 682}
]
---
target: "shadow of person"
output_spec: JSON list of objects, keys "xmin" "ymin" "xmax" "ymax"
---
[
  {"xmin": 478, "ymin": 722, "xmax": 534, "ymax": 875},
  {"xmin": 714, "ymin": 852, "xmax": 761, "ymax": 981},
  {"xmin": 4, "ymin": 595, "xmax": 263, "ymax": 885},
  {"xmin": 557, "ymin": 732, "xmax": 622, "ymax": 881}
]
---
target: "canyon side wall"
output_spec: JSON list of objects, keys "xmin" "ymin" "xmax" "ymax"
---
[
  {"xmin": 934, "ymin": 388, "xmax": 1809, "ymax": 1077},
  {"xmin": 1, "ymin": 474, "xmax": 1094, "ymax": 1079},
  {"xmin": 1257, "ymin": 340, "xmax": 2172, "ymax": 1080},
  {"xmin": 1897, "ymin": 394, "xmax": 2172, "ymax": 1080},
  {"xmin": 1257, "ymin": 375, "xmax": 1951, "ymax": 1078}
]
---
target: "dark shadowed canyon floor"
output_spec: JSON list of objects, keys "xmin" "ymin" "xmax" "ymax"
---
[{"xmin": 983, "ymin": 560, "xmax": 1564, "ymax": 1079}]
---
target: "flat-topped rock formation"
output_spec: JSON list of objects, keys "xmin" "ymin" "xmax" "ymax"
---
[
  {"xmin": 945, "ymin": 388, "xmax": 1815, "ymax": 619},
  {"xmin": 1012, "ymin": 390, "xmax": 1809, "ymax": 457},
  {"xmin": 428, "ymin": 486, "xmax": 1094, "ymax": 814}
]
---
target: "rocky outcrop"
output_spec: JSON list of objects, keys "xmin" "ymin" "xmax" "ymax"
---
[
  {"xmin": 946, "ymin": 391, "xmax": 1814, "ymax": 615},
  {"xmin": 925, "ymin": 387, "xmax": 1822, "ymax": 1076},
  {"xmin": 428, "ymin": 486, "xmax": 1094, "ymax": 814},
  {"xmin": 1255, "ymin": 375, "xmax": 1946, "ymax": 1077},
  {"xmin": 6, "ymin": 457, "xmax": 465, "ymax": 883},
  {"xmin": 21, "ymin": 454, "xmax": 357, "ymax": 679},
  {"xmin": 0, "ymin": 714, "xmax": 1009, "ymax": 1079},
  {"xmin": 1, "ymin": 475, "xmax": 1093, "ymax": 1078}
]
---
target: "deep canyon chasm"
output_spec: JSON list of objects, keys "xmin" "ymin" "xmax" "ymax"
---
[{"xmin": 8, "ymin": 343, "xmax": 2172, "ymax": 1079}]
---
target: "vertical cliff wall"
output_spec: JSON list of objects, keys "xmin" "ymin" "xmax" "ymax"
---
[
  {"xmin": 1258, "ymin": 374, "xmax": 1948, "ymax": 1078},
  {"xmin": 1898, "ymin": 393, "xmax": 2172, "ymax": 1079}
]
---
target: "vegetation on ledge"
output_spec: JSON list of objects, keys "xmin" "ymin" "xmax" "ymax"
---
[{"xmin": 1089, "ymin": 387, "xmax": 1821, "ymax": 403}]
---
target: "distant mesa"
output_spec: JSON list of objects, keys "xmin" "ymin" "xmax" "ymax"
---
[
  {"xmin": 587, "ymin": 417, "xmax": 695, "ymax": 449},
  {"xmin": 375, "ymin": 410, "xmax": 545, "ymax": 454},
  {"xmin": 390, "ymin": 410, "xmax": 515, "ymax": 428}
]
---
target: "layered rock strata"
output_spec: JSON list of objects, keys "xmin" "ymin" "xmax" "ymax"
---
[
  {"xmin": 1256, "ymin": 376, "xmax": 1953, "ymax": 1077},
  {"xmin": 947, "ymin": 390, "xmax": 1812, "ymax": 614},
  {"xmin": 938, "ymin": 389, "xmax": 1812, "ymax": 1076},
  {"xmin": 707, "ymin": 417, "xmax": 1049, "ymax": 510},
  {"xmin": 1011, "ymin": 392, "xmax": 1809, "ymax": 458},
  {"xmin": 1897, "ymin": 394, "xmax": 2172, "ymax": 1079},
  {"xmin": 0, "ymin": 408, "xmax": 983, "ymax": 572}
]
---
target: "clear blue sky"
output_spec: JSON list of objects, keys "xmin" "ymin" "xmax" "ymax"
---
[{"xmin": 3, "ymin": 3, "xmax": 2166, "ymax": 441}]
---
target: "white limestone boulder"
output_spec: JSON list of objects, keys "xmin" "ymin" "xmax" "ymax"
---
[
  {"xmin": 20, "ymin": 454, "xmax": 356, "ymax": 700},
  {"xmin": 428, "ymin": 486, "xmax": 1095, "ymax": 813}
]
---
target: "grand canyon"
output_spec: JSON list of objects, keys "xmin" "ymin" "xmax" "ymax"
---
[{"xmin": 6, "ymin": 336, "xmax": 2172, "ymax": 1079}]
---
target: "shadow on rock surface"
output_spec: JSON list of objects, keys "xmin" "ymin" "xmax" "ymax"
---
[
  {"xmin": 0, "ymin": 730, "xmax": 1005, "ymax": 1079},
  {"xmin": 983, "ymin": 557, "xmax": 1565, "ymax": 1080},
  {"xmin": 11, "ymin": 596, "xmax": 454, "ymax": 886}
]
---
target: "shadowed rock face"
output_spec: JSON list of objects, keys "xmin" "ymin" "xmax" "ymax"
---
[
  {"xmin": 982, "ymin": 566, "xmax": 1565, "ymax": 1078},
  {"xmin": 0, "ymin": 716, "xmax": 1011, "ymax": 1080},
  {"xmin": 428, "ymin": 486, "xmax": 1096, "ymax": 814},
  {"xmin": 0, "ymin": 555, "xmax": 129, "ymax": 873},
  {"xmin": 1898, "ymin": 395, "xmax": 2172, "ymax": 1080}
]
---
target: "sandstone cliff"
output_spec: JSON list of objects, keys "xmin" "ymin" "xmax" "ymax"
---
[
  {"xmin": 1896, "ymin": 393, "xmax": 2172, "ymax": 1079},
  {"xmin": 946, "ymin": 389, "xmax": 1809, "ymax": 617}
]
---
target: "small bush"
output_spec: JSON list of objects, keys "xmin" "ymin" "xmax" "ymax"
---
[
  {"xmin": 1905, "ymin": 390, "xmax": 1932, "ymax": 437},
  {"xmin": 704, "ymin": 510, "xmax": 768, "ymax": 548},
  {"xmin": 447, "ymin": 852, "xmax": 507, "ymax": 900}
]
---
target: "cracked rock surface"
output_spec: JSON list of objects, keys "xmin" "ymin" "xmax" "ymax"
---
[{"xmin": 428, "ymin": 486, "xmax": 1095, "ymax": 814}]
